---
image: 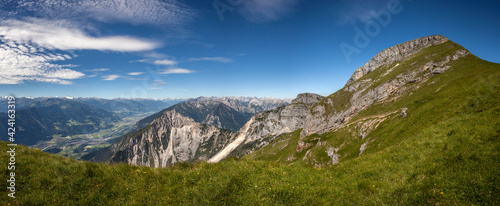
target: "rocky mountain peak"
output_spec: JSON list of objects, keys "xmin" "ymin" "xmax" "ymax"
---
[
  {"xmin": 346, "ymin": 35, "xmax": 449, "ymax": 85},
  {"xmin": 291, "ymin": 93, "xmax": 324, "ymax": 104},
  {"xmin": 151, "ymin": 109, "xmax": 195, "ymax": 129}
]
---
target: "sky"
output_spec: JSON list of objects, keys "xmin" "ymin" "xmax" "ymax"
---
[{"xmin": 0, "ymin": 0, "xmax": 499, "ymax": 99}]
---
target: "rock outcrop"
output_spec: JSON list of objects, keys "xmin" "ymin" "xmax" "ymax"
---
[
  {"xmin": 208, "ymin": 93, "xmax": 324, "ymax": 162},
  {"xmin": 108, "ymin": 110, "xmax": 234, "ymax": 167},
  {"xmin": 346, "ymin": 35, "xmax": 449, "ymax": 85}
]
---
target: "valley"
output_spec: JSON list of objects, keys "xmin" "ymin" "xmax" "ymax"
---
[{"xmin": 32, "ymin": 111, "xmax": 157, "ymax": 159}]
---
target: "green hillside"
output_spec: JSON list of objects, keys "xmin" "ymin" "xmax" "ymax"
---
[{"xmin": 248, "ymin": 41, "xmax": 500, "ymax": 166}]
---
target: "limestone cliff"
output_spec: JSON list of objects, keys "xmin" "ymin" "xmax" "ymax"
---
[
  {"xmin": 208, "ymin": 93, "xmax": 323, "ymax": 162},
  {"xmin": 346, "ymin": 35, "xmax": 449, "ymax": 85},
  {"xmin": 107, "ymin": 110, "xmax": 234, "ymax": 167}
]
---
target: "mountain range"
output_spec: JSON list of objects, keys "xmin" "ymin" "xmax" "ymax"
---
[
  {"xmin": 87, "ymin": 35, "xmax": 499, "ymax": 170},
  {"xmin": 83, "ymin": 97, "xmax": 291, "ymax": 163},
  {"xmin": 2, "ymin": 35, "xmax": 499, "ymax": 205}
]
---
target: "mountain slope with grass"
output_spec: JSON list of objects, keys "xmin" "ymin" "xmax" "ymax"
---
[
  {"xmin": 1, "ymin": 35, "xmax": 498, "ymax": 205},
  {"xmin": 247, "ymin": 36, "xmax": 500, "ymax": 167}
]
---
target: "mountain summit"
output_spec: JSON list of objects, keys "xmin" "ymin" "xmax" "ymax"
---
[{"xmin": 88, "ymin": 35, "xmax": 498, "ymax": 171}]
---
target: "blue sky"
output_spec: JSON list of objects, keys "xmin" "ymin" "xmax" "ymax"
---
[{"xmin": 0, "ymin": 0, "xmax": 499, "ymax": 99}]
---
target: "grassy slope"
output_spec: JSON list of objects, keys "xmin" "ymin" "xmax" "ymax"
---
[{"xmin": 1, "ymin": 41, "xmax": 499, "ymax": 205}]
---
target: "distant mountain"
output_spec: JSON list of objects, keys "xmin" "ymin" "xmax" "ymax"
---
[
  {"xmin": 74, "ymin": 98, "xmax": 184, "ymax": 117},
  {"xmin": 131, "ymin": 96, "xmax": 290, "ymax": 133},
  {"xmin": 0, "ymin": 97, "xmax": 50, "ymax": 113},
  {"xmin": 0, "ymin": 98, "xmax": 119, "ymax": 145},
  {"xmin": 202, "ymin": 103, "xmax": 254, "ymax": 132}
]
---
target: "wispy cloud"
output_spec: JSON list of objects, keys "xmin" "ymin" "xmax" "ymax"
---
[
  {"xmin": 102, "ymin": 74, "xmax": 121, "ymax": 81},
  {"xmin": 127, "ymin": 72, "xmax": 144, "ymax": 76},
  {"xmin": 188, "ymin": 57, "xmax": 232, "ymax": 63},
  {"xmin": 333, "ymin": 0, "xmax": 391, "ymax": 25},
  {"xmin": 0, "ymin": 19, "xmax": 159, "ymax": 52},
  {"xmin": 0, "ymin": 40, "xmax": 84, "ymax": 85},
  {"xmin": 239, "ymin": 0, "xmax": 300, "ymax": 23},
  {"xmin": 154, "ymin": 59, "xmax": 178, "ymax": 65},
  {"xmin": 1, "ymin": 0, "xmax": 196, "ymax": 27},
  {"xmin": 159, "ymin": 68, "xmax": 195, "ymax": 74},
  {"xmin": 86, "ymin": 68, "xmax": 110, "ymax": 72},
  {"xmin": 0, "ymin": 18, "xmax": 162, "ymax": 85}
]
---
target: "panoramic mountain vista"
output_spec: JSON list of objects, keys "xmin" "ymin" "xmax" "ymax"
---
[
  {"xmin": 86, "ymin": 35, "xmax": 499, "ymax": 177},
  {"xmin": 1, "ymin": 35, "xmax": 498, "ymax": 205},
  {"xmin": 1, "ymin": 0, "xmax": 499, "ymax": 204}
]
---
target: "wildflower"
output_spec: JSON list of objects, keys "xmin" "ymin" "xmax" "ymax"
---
[
  {"xmin": 292, "ymin": 187, "xmax": 294, "ymax": 189},
  {"xmin": 440, "ymin": 192, "xmax": 443, "ymax": 194},
  {"xmin": 373, "ymin": 185, "xmax": 375, "ymax": 187},
  {"xmin": 143, "ymin": 172, "xmax": 147, "ymax": 173},
  {"xmin": 97, "ymin": 185, "xmax": 99, "ymax": 187}
]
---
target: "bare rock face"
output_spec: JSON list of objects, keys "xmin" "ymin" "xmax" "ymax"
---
[
  {"xmin": 108, "ymin": 110, "xmax": 234, "ymax": 167},
  {"xmin": 208, "ymin": 93, "xmax": 324, "ymax": 162},
  {"xmin": 291, "ymin": 93, "xmax": 324, "ymax": 104},
  {"xmin": 346, "ymin": 35, "xmax": 449, "ymax": 85}
]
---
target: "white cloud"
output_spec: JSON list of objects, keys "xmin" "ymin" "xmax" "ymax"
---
[
  {"xmin": 188, "ymin": 57, "xmax": 232, "ymax": 63},
  {"xmin": 0, "ymin": 19, "xmax": 159, "ymax": 52},
  {"xmin": 102, "ymin": 75, "xmax": 121, "ymax": 81},
  {"xmin": 127, "ymin": 72, "xmax": 144, "ymax": 76},
  {"xmin": 154, "ymin": 59, "xmax": 178, "ymax": 65},
  {"xmin": 130, "ymin": 59, "xmax": 150, "ymax": 63},
  {"xmin": 159, "ymin": 68, "xmax": 195, "ymax": 74},
  {"xmin": 86, "ymin": 68, "xmax": 110, "ymax": 72},
  {"xmin": 0, "ymin": 41, "xmax": 85, "ymax": 85},
  {"xmin": 2, "ymin": 0, "xmax": 196, "ymax": 27},
  {"xmin": 239, "ymin": 0, "xmax": 300, "ymax": 23}
]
